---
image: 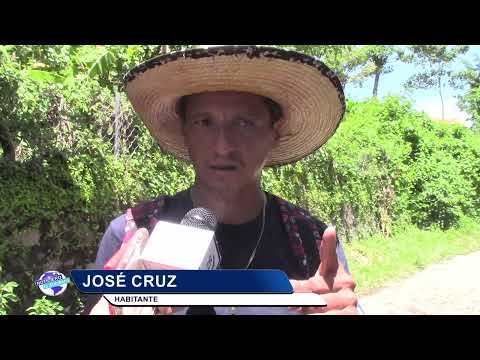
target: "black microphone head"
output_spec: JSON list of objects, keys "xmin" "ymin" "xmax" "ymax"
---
[
  {"xmin": 181, "ymin": 208, "xmax": 219, "ymax": 315},
  {"xmin": 181, "ymin": 207, "xmax": 217, "ymax": 231}
]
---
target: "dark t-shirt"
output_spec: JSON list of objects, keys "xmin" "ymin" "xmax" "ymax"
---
[{"xmin": 187, "ymin": 191, "xmax": 302, "ymax": 276}]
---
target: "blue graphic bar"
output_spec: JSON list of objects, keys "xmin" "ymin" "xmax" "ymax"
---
[{"xmin": 70, "ymin": 270, "xmax": 293, "ymax": 294}]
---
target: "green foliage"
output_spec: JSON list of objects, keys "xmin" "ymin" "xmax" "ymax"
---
[
  {"xmin": 407, "ymin": 45, "xmax": 470, "ymax": 67},
  {"xmin": 461, "ymin": 87, "xmax": 480, "ymax": 130},
  {"xmin": 0, "ymin": 281, "xmax": 19, "ymax": 315},
  {"xmin": 1, "ymin": 45, "xmax": 479, "ymax": 314},
  {"xmin": 0, "ymin": 45, "xmax": 196, "ymax": 314},
  {"xmin": 0, "ymin": 266, "xmax": 19, "ymax": 315},
  {"xmin": 276, "ymin": 45, "xmax": 357, "ymax": 87},
  {"xmin": 451, "ymin": 55, "xmax": 480, "ymax": 130},
  {"xmin": 26, "ymin": 296, "xmax": 64, "ymax": 315}
]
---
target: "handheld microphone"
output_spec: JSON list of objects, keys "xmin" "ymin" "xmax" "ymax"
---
[
  {"xmin": 139, "ymin": 207, "xmax": 221, "ymax": 270},
  {"xmin": 138, "ymin": 207, "xmax": 220, "ymax": 315},
  {"xmin": 180, "ymin": 208, "xmax": 219, "ymax": 315}
]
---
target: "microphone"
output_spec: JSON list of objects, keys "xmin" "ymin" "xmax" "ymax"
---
[
  {"xmin": 138, "ymin": 207, "xmax": 220, "ymax": 315},
  {"xmin": 180, "ymin": 208, "xmax": 219, "ymax": 315},
  {"xmin": 139, "ymin": 207, "xmax": 221, "ymax": 270}
]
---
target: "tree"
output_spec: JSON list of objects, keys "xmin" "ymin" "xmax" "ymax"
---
[
  {"xmin": 0, "ymin": 47, "xmax": 20, "ymax": 160},
  {"xmin": 277, "ymin": 45, "xmax": 362, "ymax": 89},
  {"xmin": 348, "ymin": 45, "xmax": 403, "ymax": 98},
  {"xmin": 280, "ymin": 45, "xmax": 405, "ymax": 98},
  {"xmin": 450, "ymin": 55, "xmax": 480, "ymax": 130},
  {"xmin": 404, "ymin": 45, "xmax": 469, "ymax": 121}
]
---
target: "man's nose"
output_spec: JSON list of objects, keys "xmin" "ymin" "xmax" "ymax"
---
[{"xmin": 214, "ymin": 127, "xmax": 237, "ymax": 156}]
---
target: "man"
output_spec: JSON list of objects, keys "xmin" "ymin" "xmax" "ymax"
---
[{"xmin": 87, "ymin": 45, "xmax": 359, "ymax": 315}]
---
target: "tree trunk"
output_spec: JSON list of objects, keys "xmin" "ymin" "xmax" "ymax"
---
[
  {"xmin": 373, "ymin": 71, "xmax": 381, "ymax": 98},
  {"xmin": 0, "ymin": 122, "xmax": 16, "ymax": 161},
  {"xmin": 439, "ymin": 76, "xmax": 445, "ymax": 121},
  {"xmin": 372, "ymin": 56, "xmax": 387, "ymax": 98}
]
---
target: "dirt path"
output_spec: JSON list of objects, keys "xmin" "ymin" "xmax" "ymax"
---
[{"xmin": 359, "ymin": 251, "xmax": 480, "ymax": 315}]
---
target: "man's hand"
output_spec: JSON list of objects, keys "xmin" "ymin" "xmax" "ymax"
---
[
  {"xmin": 90, "ymin": 228, "xmax": 174, "ymax": 315},
  {"xmin": 290, "ymin": 226, "xmax": 358, "ymax": 315}
]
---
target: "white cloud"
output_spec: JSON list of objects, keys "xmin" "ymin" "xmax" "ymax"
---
[{"xmin": 413, "ymin": 97, "xmax": 470, "ymax": 122}]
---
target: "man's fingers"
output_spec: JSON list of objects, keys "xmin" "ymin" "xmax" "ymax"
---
[
  {"xmin": 306, "ymin": 305, "xmax": 359, "ymax": 315},
  {"xmin": 316, "ymin": 305, "xmax": 359, "ymax": 315},
  {"xmin": 290, "ymin": 279, "xmax": 315, "ymax": 293},
  {"xmin": 289, "ymin": 227, "xmax": 359, "ymax": 316},
  {"xmin": 104, "ymin": 241, "xmax": 131, "ymax": 270},
  {"xmin": 125, "ymin": 228, "xmax": 150, "ymax": 270},
  {"xmin": 296, "ymin": 288, "xmax": 357, "ymax": 315},
  {"xmin": 116, "ymin": 228, "xmax": 149, "ymax": 270},
  {"xmin": 290, "ymin": 262, "xmax": 355, "ymax": 294},
  {"xmin": 155, "ymin": 307, "xmax": 174, "ymax": 315},
  {"xmin": 319, "ymin": 226, "xmax": 339, "ymax": 278},
  {"xmin": 89, "ymin": 296, "xmax": 111, "ymax": 315}
]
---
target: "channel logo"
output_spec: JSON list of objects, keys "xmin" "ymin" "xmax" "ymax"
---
[{"xmin": 35, "ymin": 271, "xmax": 71, "ymax": 297}]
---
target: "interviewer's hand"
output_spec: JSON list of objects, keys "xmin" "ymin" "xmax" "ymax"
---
[{"xmin": 289, "ymin": 226, "xmax": 358, "ymax": 315}]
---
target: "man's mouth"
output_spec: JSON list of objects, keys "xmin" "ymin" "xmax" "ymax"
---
[{"xmin": 210, "ymin": 165, "xmax": 238, "ymax": 171}]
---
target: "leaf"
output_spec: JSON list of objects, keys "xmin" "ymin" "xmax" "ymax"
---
[
  {"xmin": 27, "ymin": 69, "xmax": 65, "ymax": 84},
  {"xmin": 87, "ymin": 50, "xmax": 116, "ymax": 78}
]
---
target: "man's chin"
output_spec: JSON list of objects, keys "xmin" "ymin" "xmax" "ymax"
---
[
  {"xmin": 199, "ymin": 175, "xmax": 247, "ymax": 193},
  {"xmin": 206, "ymin": 181, "xmax": 243, "ymax": 193}
]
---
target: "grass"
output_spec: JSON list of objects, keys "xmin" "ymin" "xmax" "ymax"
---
[{"xmin": 343, "ymin": 217, "xmax": 480, "ymax": 296}]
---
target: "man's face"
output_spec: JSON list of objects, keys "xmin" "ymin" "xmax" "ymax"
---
[{"xmin": 182, "ymin": 91, "xmax": 279, "ymax": 192}]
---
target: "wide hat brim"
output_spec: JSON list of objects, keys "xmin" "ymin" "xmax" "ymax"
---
[{"xmin": 124, "ymin": 46, "xmax": 346, "ymax": 166}]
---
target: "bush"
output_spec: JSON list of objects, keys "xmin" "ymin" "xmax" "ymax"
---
[
  {"xmin": 26, "ymin": 296, "xmax": 64, "ymax": 315},
  {"xmin": 0, "ymin": 265, "xmax": 19, "ymax": 315}
]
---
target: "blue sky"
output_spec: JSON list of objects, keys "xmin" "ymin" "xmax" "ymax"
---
[
  {"xmin": 344, "ymin": 45, "xmax": 480, "ymax": 122},
  {"xmin": 199, "ymin": 45, "xmax": 480, "ymax": 122}
]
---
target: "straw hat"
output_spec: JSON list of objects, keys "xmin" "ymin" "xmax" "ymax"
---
[{"xmin": 124, "ymin": 45, "xmax": 346, "ymax": 166}]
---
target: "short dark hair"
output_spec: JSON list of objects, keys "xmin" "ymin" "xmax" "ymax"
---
[{"xmin": 176, "ymin": 94, "xmax": 283, "ymax": 127}]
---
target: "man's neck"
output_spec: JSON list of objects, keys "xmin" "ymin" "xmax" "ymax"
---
[{"xmin": 190, "ymin": 182, "xmax": 266, "ymax": 225}]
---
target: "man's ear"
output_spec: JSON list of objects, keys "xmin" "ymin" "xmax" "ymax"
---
[{"xmin": 272, "ymin": 118, "xmax": 284, "ymax": 143}]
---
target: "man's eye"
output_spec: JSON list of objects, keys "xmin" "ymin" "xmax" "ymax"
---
[
  {"xmin": 237, "ymin": 119, "xmax": 254, "ymax": 127},
  {"xmin": 193, "ymin": 118, "xmax": 211, "ymax": 127}
]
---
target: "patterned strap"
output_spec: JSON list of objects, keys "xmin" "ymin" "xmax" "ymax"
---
[
  {"xmin": 273, "ymin": 195, "xmax": 324, "ymax": 279},
  {"xmin": 122, "ymin": 196, "xmax": 168, "ymax": 244}
]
